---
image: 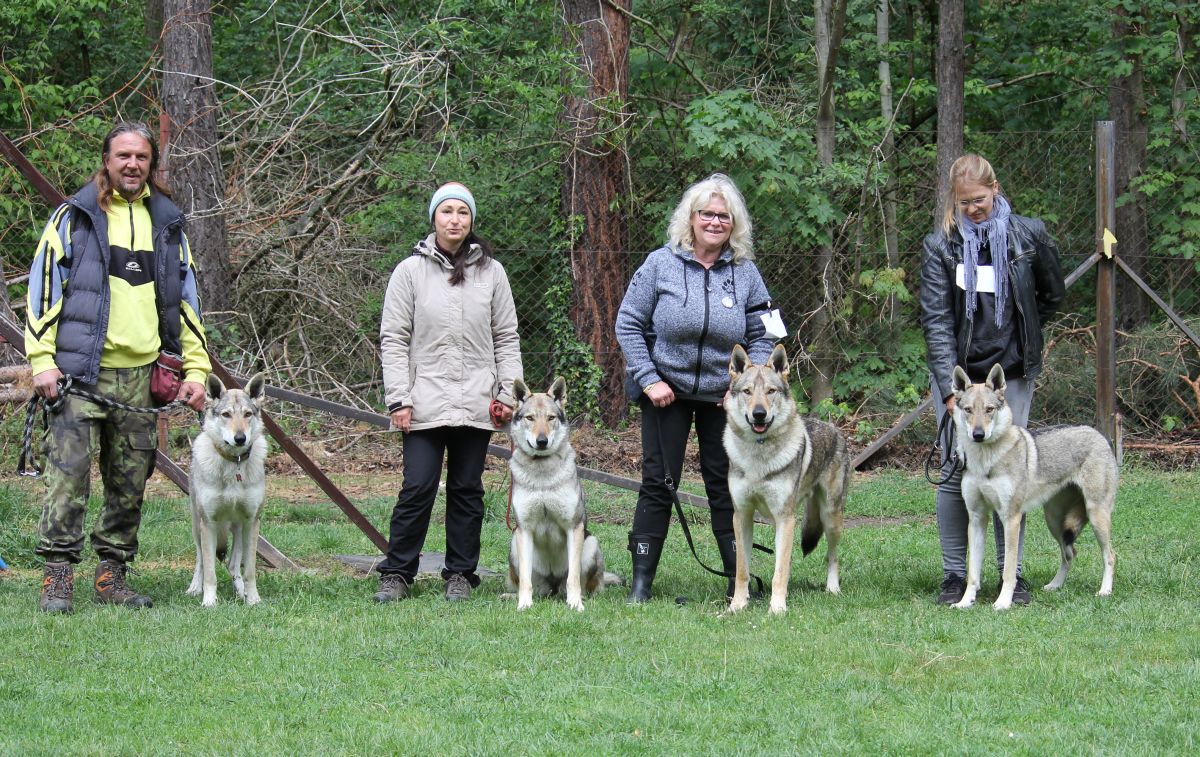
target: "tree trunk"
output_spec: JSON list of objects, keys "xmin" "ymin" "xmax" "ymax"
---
[
  {"xmin": 161, "ymin": 0, "xmax": 231, "ymax": 316},
  {"xmin": 1109, "ymin": 6, "xmax": 1151, "ymax": 330},
  {"xmin": 561, "ymin": 0, "xmax": 630, "ymax": 425},
  {"xmin": 810, "ymin": 0, "xmax": 848, "ymax": 405},
  {"xmin": 877, "ymin": 0, "xmax": 900, "ymax": 321},
  {"xmin": 935, "ymin": 0, "xmax": 964, "ymax": 208}
]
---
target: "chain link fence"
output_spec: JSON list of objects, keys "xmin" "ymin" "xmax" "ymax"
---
[{"xmin": 3, "ymin": 124, "xmax": 1198, "ymax": 460}]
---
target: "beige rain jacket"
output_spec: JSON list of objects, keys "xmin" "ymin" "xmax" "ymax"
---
[{"xmin": 380, "ymin": 234, "xmax": 522, "ymax": 432}]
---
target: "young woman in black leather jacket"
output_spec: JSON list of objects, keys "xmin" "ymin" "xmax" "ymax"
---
[{"xmin": 919, "ymin": 153, "xmax": 1065, "ymax": 606}]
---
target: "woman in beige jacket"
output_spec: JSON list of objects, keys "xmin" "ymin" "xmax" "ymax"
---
[{"xmin": 373, "ymin": 182, "xmax": 521, "ymax": 603}]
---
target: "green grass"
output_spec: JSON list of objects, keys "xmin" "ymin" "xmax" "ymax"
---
[{"xmin": 0, "ymin": 467, "xmax": 1196, "ymax": 754}]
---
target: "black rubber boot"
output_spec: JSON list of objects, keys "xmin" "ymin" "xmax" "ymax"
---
[{"xmin": 626, "ymin": 534, "xmax": 664, "ymax": 604}]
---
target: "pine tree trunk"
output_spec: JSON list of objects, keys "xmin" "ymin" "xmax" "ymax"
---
[
  {"xmin": 561, "ymin": 0, "xmax": 631, "ymax": 425},
  {"xmin": 935, "ymin": 0, "xmax": 964, "ymax": 209},
  {"xmin": 1110, "ymin": 6, "xmax": 1151, "ymax": 330},
  {"xmin": 161, "ymin": 0, "xmax": 231, "ymax": 316}
]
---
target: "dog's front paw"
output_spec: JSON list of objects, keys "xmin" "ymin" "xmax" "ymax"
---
[
  {"xmin": 244, "ymin": 591, "xmax": 261, "ymax": 606},
  {"xmin": 201, "ymin": 594, "xmax": 218, "ymax": 608},
  {"xmin": 567, "ymin": 597, "xmax": 584, "ymax": 612},
  {"xmin": 185, "ymin": 581, "xmax": 201, "ymax": 596},
  {"xmin": 768, "ymin": 600, "xmax": 787, "ymax": 616},
  {"xmin": 516, "ymin": 597, "xmax": 533, "ymax": 611},
  {"xmin": 993, "ymin": 597, "xmax": 1012, "ymax": 610},
  {"xmin": 728, "ymin": 595, "xmax": 748, "ymax": 613},
  {"xmin": 952, "ymin": 597, "xmax": 975, "ymax": 609}
]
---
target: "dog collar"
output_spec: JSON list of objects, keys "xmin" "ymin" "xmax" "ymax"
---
[{"xmin": 215, "ymin": 447, "xmax": 250, "ymax": 465}]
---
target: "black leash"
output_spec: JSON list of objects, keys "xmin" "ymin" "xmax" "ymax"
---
[
  {"xmin": 652, "ymin": 404, "xmax": 770, "ymax": 598},
  {"xmin": 17, "ymin": 375, "xmax": 190, "ymax": 478},
  {"xmin": 924, "ymin": 407, "xmax": 962, "ymax": 486}
]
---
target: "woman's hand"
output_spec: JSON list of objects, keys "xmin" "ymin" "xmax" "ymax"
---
[
  {"xmin": 390, "ymin": 407, "xmax": 412, "ymax": 432},
  {"xmin": 644, "ymin": 381, "xmax": 675, "ymax": 408}
]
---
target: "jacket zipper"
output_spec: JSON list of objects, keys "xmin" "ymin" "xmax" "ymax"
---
[{"xmin": 692, "ymin": 266, "xmax": 712, "ymax": 396}]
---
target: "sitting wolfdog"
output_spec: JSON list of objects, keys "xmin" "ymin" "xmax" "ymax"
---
[{"xmin": 506, "ymin": 377, "xmax": 606, "ymax": 611}]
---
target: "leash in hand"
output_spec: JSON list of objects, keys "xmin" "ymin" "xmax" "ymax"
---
[
  {"xmin": 924, "ymin": 408, "xmax": 962, "ymax": 486},
  {"xmin": 17, "ymin": 375, "xmax": 191, "ymax": 478}
]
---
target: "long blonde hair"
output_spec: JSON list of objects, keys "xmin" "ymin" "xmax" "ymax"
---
[
  {"xmin": 666, "ymin": 173, "xmax": 754, "ymax": 262},
  {"xmin": 940, "ymin": 154, "xmax": 1003, "ymax": 235}
]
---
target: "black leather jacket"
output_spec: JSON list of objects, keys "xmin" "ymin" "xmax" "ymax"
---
[{"xmin": 920, "ymin": 214, "xmax": 1065, "ymax": 399}]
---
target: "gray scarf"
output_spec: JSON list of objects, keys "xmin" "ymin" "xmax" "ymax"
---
[{"xmin": 959, "ymin": 193, "xmax": 1011, "ymax": 325}]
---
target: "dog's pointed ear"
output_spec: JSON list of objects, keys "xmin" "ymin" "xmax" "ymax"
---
[
  {"xmin": 769, "ymin": 343, "xmax": 789, "ymax": 379},
  {"xmin": 952, "ymin": 366, "xmax": 970, "ymax": 396},
  {"xmin": 549, "ymin": 376, "xmax": 566, "ymax": 404},
  {"xmin": 206, "ymin": 373, "xmax": 224, "ymax": 401},
  {"xmin": 729, "ymin": 344, "xmax": 750, "ymax": 378},
  {"xmin": 512, "ymin": 378, "xmax": 529, "ymax": 405},
  {"xmin": 986, "ymin": 363, "xmax": 1006, "ymax": 393},
  {"xmin": 245, "ymin": 372, "xmax": 267, "ymax": 402}
]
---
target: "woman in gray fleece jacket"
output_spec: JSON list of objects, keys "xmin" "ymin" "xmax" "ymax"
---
[{"xmin": 615, "ymin": 173, "xmax": 775, "ymax": 603}]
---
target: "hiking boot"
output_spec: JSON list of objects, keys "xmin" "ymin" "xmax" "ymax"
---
[
  {"xmin": 444, "ymin": 573, "xmax": 472, "ymax": 602},
  {"xmin": 999, "ymin": 577, "xmax": 1032, "ymax": 606},
  {"xmin": 94, "ymin": 560, "xmax": 153, "ymax": 609},
  {"xmin": 39, "ymin": 561, "xmax": 74, "ymax": 614},
  {"xmin": 936, "ymin": 574, "xmax": 966, "ymax": 605},
  {"xmin": 373, "ymin": 574, "xmax": 411, "ymax": 603}
]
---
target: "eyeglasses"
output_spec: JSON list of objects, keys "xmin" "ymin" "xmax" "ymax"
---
[
  {"xmin": 957, "ymin": 195, "xmax": 992, "ymax": 210},
  {"xmin": 697, "ymin": 210, "xmax": 732, "ymax": 225}
]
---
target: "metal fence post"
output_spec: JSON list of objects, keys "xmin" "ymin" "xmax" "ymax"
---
[{"xmin": 1095, "ymin": 121, "xmax": 1118, "ymax": 452}]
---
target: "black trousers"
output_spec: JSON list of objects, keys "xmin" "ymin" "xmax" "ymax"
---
[
  {"xmin": 631, "ymin": 396, "xmax": 734, "ymax": 540},
  {"xmin": 378, "ymin": 426, "xmax": 492, "ymax": 586}
]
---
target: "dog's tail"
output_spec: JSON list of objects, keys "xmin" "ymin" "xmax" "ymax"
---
[
  {"xmin": 1062, "ymin": 505, "xmax": 1087, "ymax": 547},
  {"xmin": 800, "ymin": 517, "xmax": 823, "ymax": 556}
]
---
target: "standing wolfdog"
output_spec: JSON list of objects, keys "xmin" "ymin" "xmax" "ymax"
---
[
  {"xmin": 952, "ymin": 363, "xmax": 1118, "ymax": 610},
  {"xmin": 506, "ymin": 377, "xmax": 606, "ymax": 611},
  {"xmin": 724, "ymin": 344, "xmax": 849, "ymax": 615},
  {"xmin": 187, "ymin": 373, "xmax": 269, "ymax": 607}
]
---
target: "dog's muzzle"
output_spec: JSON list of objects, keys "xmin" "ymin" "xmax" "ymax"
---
[{"xmin": 746, "ymin": 412, "xmax": 773, "ymax": 434}]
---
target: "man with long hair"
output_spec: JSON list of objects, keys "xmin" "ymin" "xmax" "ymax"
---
[{"xmin": 26, "ymin": 121, "xmax": 211, "ymax": 613}]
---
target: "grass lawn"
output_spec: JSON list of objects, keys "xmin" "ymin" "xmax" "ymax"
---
[{"xmin": 0, "ymin": 465, "xmax": 1196, "ymax": 754}]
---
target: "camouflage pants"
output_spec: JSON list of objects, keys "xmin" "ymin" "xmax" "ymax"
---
[{"xmin": 36, "ymin": 366, "xmax": 158, "ymax": 564}]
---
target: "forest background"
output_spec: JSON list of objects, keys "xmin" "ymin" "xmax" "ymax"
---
[{"xmin": 0, "ymin": 0, "xmax": 1198, "ymax": 456}]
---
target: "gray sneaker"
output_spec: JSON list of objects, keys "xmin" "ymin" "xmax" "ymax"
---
[
  {"xmin": 444, "ymin": 573, "xmax": 472, "ymax": 602},
  {"xmin": 39, "ymin": 561, "xmax": 74, "ymax": 614},
  {"xmin": 373, "ymin": 574, "xmax": 411, "ymax": 603}
]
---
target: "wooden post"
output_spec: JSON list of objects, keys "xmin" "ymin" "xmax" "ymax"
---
[{"xmin": 1095, "ymin": 121, "xmax": 1118, "ymax": 453}]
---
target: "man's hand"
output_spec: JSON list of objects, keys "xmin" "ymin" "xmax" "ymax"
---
[
  {"xmin": 33, "ymin": 368, "xmax": 63, "ymax": 401},
  {"xmin": 177, "ymin": 381, "xmax": 207, "ymax": 412},
  {"xmin": 945, "ymin": 395, "xmax": 956, "ymax": 412}
]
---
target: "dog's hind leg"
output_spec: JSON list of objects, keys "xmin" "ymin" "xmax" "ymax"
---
[
  {"xmin": 241, "ymin": 517, "xmax": 262, "ymax": 605},
  {"xmin": 1086, "ymin": 494, "xmax": 1117, "ymax": 597},
  {"xmin": 810, "ymin": 484, "xmax": 845, "ymax": 595},
  {"xmin": 581, "ymin": 534, "xmax": 604, "ymax": 595},
  {"xmin": 770, "ymin": 511, "xmax": 797, "ymax": 615},
  {"xmin": 227, "ymin": 523, "xmax": 245, "ymax": 599},
  {"xmin": 1042, "ymin": 490, "xmax": 1081, "ymax": 592},
  {"xmin": 728, "ymin": 506, "xmax": 755, "ymax": 613}
]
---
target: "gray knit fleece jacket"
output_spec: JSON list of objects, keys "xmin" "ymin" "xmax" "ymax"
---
[{"xmin": 616, "ymin": 243, "xmax": 775, "ymax": 403}]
